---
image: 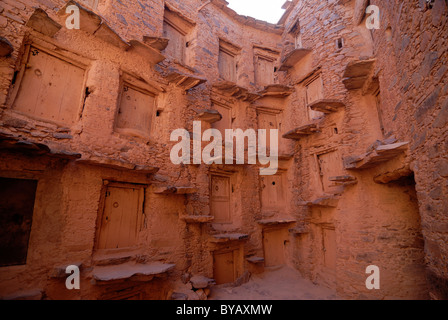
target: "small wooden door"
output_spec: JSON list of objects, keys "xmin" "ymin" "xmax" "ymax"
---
[
  {"xmin": 255, "ymin": 57, "xmax": 274, "ymax": 87},
  {"xmin": 306, "ymin": 76, "xmax": 325, "ymax": 120},
  {"xmin": 116, "ymin": 84, "xmax": 155, "ymax": 137},
  {"xmin": 214, "ymin": 251, "xmax": 236, "ymax": 285},
  {"xmin": 212, "ymin": 103, "xmax": 232, "ymax": 137},
  {"xmin": 210, "ymin": 175, "xmax": 231, "ymax": 223},
  {"xmin": 323, "ymin": 228, "xmax": 336, "ymax": 269},
  {"xmin": 317, "ymin": 151, "xmax": 344, "ymax": 193},
  {"xmin": 219, "ymin": 49, "xmax": 236, "ymax": 82},
  {"xmin": 260, "ymin": 174, "xmax": 284, "ymax": 212},
  {"xmin": 12, "ymin": 47, "xmax": 85, "ymax": 125},
  {"xmin": 263, "ymin": 229, "xmax": 286, "ymax": 267},
  {"xmin": 163, "ymin": 22, "xmax": 185, "ymax": 63},
  {"xmin": 258, "ymin": 112, "xmax": 278, "ymax": 149},
  {"xmin": 97, "ymin": 186, "xmax": 144, "ymax": 250}
]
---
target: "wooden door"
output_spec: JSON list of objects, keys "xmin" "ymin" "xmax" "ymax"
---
[
  {"xmin": 97, "ymin": 186, "xmax": 143, "ymax": 250},
  {"xmin": 255, "ymin": 57, "xmax": 274, "ymax": 87},
  {"xmin": 323, "ymin": 228, "xmax": 336, "ymax": 269},
  {"xmin": 212, "ymin": 103, "xmax": 231, "ymax": 137},
  {"xmin": 306, "ymin": 76, "xmax": 325, "ymax": 120},
  {"xmin": 12, "ymin": 47, "xmax": 85, "ymax": 125},
  {"xmin": 258, "ymin": 112, "xmax": 278, "ymax": 149},
  {"xmin": 263, "ymin": 229, "xmax": 286, "ymax": 267},
  {"xmin": 213, "ymin": 251, "xmax": 235, "ymax": 285},
  {"xmin": 116, "ymin": 84, "xmax": 155, "ymax": 137},
  {"xmin": 211, "ymin": 175, "xmax": 231, "ymax": 223},
  {"xmin": 317, "ymin": 151, "xmax": 344, "ymax": 193},
  {"xmin": 163, "ymin": 22, "xmax": 185, "ymax": 63},
  {"xmin": 219, "ymin": 49, "xmax": 236, "ymax": 82},
  {"xmin": 261, "ymin": 174, "xmax": 284, "ymax": 212}
]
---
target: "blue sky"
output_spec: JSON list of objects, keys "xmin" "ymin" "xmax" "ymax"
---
[{"xmin": 226, "ymin": 0, "xmax": 286, "ymax": 24}]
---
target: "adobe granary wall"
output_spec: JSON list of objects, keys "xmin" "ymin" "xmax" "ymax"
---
[{"xmin": 0, "ymin": 0, "xmax": 446, "ymax": 300}]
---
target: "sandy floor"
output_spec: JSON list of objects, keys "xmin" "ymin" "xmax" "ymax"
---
[{"xmin": 209, "ymin": 266, "xmax": 341, "ymax": 300}]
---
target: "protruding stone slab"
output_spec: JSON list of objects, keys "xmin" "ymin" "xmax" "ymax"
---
[
  {"xmin": 59, "ymin": 1, "xmax": 102, "ymax": 34},
  {"xmin": 298, "ymin": 195, "xmax": 340, "ymax": 208},
  {"xmin": 196, "ymin": 110, "xmax": 222, "ymax": 123},
  {"xmin": 344, "ymin": 142, "xmax": 409, "ymax": 170},
  {"xmin": 309, "ymin": 99, "xmax": 346, "ymax": 114},
  {"xmin": 329, "ymin": 175, "xmax": 358, "ymax": 186},
  {"xmin": 343, "ymin": 59, "xmax": 376, "ymax": 90},
  {"xmin": 92, "ymin": 262, "xmax": 175, "ymax": 283},
  {"xmin": 289, "ymin": 227, "xmax": 309, "ymax": 235},
  {"xmin": 211, "ymin": 233, "xmax": 249, "ymax": 243},
  {"xmin": 247, "ymin": 256, "xmax": 265, "ymax": 264},
  {"xmin": 0, "ymin": 37, "xmax": 14, "ymax": 57},
  {"xmin": 258, "ymin": 84, "xmax": 294, "ymax": 98},
  {"xmin": 26, "ymin": 8, "xmax": 62, "ymax": 37},
  {"xmin": 190, "ymin": 275, "xmax": 215, "ymax": 289},
  {"xmin": 127, "ymin": 40, "xmax": 166, "ymax": 64},
  {"xmin": 257, "ymin": 218, "xmax": 296, "ymax": 226},
  {"xmin": 166, "ymin": 70, "xmax": 207, "ymax": 91},
  {"xmin": 151, "ymin": 186, "xmax": 198, "ymax": 194},
  {"xmin": 180, "ymin": 215, "xmax": 214, "ymax": 223},
  {"xmin": 279, "ymin": 48, "xmax": 312, "ymax": 71},
  {"xmin": 77, "ymin": 156, "xmax": 159, "ymax": 174},
  {"xmin": 282, "ymin": 123, "xmax": 320, "ymax": 140},
  {"xmin": 143, "ymin": 36, "xmax": 170, "ymax": 52},
  {"xmin": 94, "ymin": 22, "xmax": 130, "ymax": 50},
  {"xmin": 213, "ymin": 81, "xmax": 260, "ymax": 102}
]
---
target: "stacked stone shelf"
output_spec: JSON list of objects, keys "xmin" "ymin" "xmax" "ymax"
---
[
  {"xmin": 282, "ymin": 123, "xmax": 320, "ymax": 140},
  {"xmin": 127, "ymin": 40, "xmax": 166, "ymax": 65},
  {"xmin": 77, "ymin": 156, "xmax": 159, "ymax": 174},
  {"xmin": 258, "ymin": 84, "xmax": 294, "ymax": 98},
  {"xmin": 58, "ymin": 2, "xmax": 130, "ymax": 50},
  {"xmin": 329, "ymin": 175, "xmax": 358, "ymax": 187},
  {"xmin": 308, "ymin": 99, "xmax": 346, "ymax": 114},
  {"xmin": 143, "ymin": 36, "xmax": 170, "ymax": 52},
  {"xmin": 151, "ymin": 186, "xmax": 198, "ymax": 195},
  {"xmin": 180, "ymin": 215, "xmax": 214, "ymax": 223},
  {"xmin": 279, "ymin": 48, "xmax": 312, "ymax": 71},
  {"xmin": 344, "ymin": 142, "xmax": 409, "ymax": 170},
  {"xmin": 92, "ymin": 262, "xmax": 175, "ymax": 285},
  {"xmin": 0, "ymin": 132, "xmax": 82, "ymax": 160},
  {"xmin": 196, "ymin": 109, "xmax": 223, "ymax": 123},
  {"xmin": 213, "ymin": 81, "xmax": 260, "ymax": 102},
  {"xmin": 257, "ymin": 218, "xmax": 296, "ymax": 226},
  {"xmin": 246, "ymin": 256, "xmax": 265, "ymax": 264},
  {"xmin": 297, "ymin": 195, "xmax": 340, "ymax": 208},
  {"xmin": 165, "ymin": 69, "xmax": 207, "ymax": 91},
  {"xmin": 210, "ymin": 233, "xmax": 250, "ymax": 243},
  {"xmin": 27, "ymin": 8, "xmax": 62, "ymax": 37},
  {"xmin": 343, "ymin": 58, "xmax": 376, "ymax": 90}
]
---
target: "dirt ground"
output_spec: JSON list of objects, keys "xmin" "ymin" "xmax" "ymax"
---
[{"xmin": 209, "ymin": 266, "xmax": 340, "ymax": 300}]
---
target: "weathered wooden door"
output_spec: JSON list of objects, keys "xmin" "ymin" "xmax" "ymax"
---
[
  {"xmin": 317, "ymin": 150, "xmax": 344, "ymax": 193},
  {"xmin": 213, "ymin": 250, "xmax": 235, "ymax": 285},
  {"xmin": 210, "ymin": 175, "xmax": 231, "ymax": 223},
  {"xmin": 97, "ymin": 186, "xmax": 143, "ymax": 250},
  {"xmin": 12, "ymin": 47, "xmax": 85, "ymax": 125},
  {"xmin": 323, "ymin": 228, "xmax": 337, "ymax": 269},
  {"xmin": 306, "ymin": 76, "xmax": 325, "ymax": 120},
  {"xmin": 163, "ymin": 22, "xmax": 185, "ymax": 63},
  {"xmin": 219, "ymin": 49, "xmax": 236, "ymax": 82},
  {"xmin": 116, "ymin": 84, "xmax": 155, "ymax": 137},
  {"xmin": 263, "ymin": 229, "xmax": 286, "ymax": 267},
  {"xmin": 258, "ymin": 112, "xmax": 278, "ymax": 149},
  {"xmin": 255, "ymin": 57, "xmax": 274, "ymax": 87},
  {"xmin": 260, "ymin": 174, "xmax": 284, "ymax": 212}
]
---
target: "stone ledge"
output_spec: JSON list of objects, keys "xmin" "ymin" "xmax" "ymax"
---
[
  {"xmin": 308, "ymin": 99, "xmax": 346, "ymax": 114},
  {"xmin": 343, "ymin": 58, "xmax": 376, "ymax": 90},
  {"xmin": 258, "ymin": 84, "xmax": 294, "ymax": 98},
  {"xmin": 26, "ymin": 8, "xmax": 62, "ymax": 37},
  {"xmin": 151, "ymin": 186, "xmax": 198, "ymax": 194},
  {"xmin": 282, "ymin": 123, "xmax": 320, "ymax": 140},
  {"xmin": 76, "ymin": 156, "xmax": 159, "ymax": 174},
  {"xmin": 344, "ymin": 142, "xmax": 409, "ymax": 170},
  {"xmin": 257, "ymin": 218, "xmax": 296, "ymax": 226},
  {"xmin": 165, "ymin": 69, "xmax": 207, "ymax": 91},
  {"xmin": 213, "ymin": 81, "xmax": 260, "ymax": 102},
  {"xmin": 297, "ymin": 195, "xmax": 340, "ymax": 208},
  {"xmin": 279, "ymin": 48, "xmax": 312, "ymax": 71},
  {"xmin": 210, "ymin": 233, "xmax": 250, "ymax": 243},
  {"xmin": 196, "ymin": 110, "xmax": 223, "ymax": 123},
  {"xmin": 247, "ymin": 256, "xmax": 265, "ymax": 264},
  {"xmin": 180, "ymin": 215, "xmax": 214, "ymax": 223},
  {"xmin": 92, "ymin": 262, "xmax": 175, "ymax": 284}
]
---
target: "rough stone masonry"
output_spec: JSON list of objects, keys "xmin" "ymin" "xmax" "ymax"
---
[{"xmin": 0, "ymin": 0, "xmax": 446, "ymax": 300}]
